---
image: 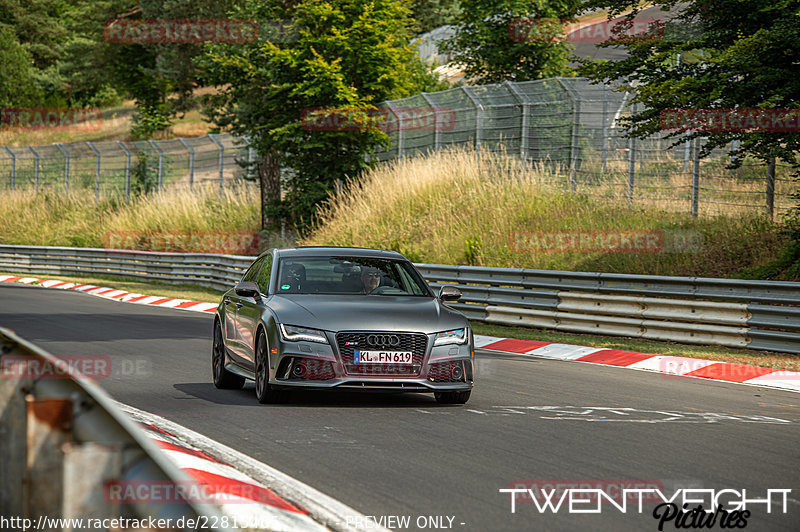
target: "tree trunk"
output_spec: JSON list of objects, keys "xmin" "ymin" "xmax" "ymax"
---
[{"xmin": 257, "ymin": 151, "xmax": 281, "ymax": 230}]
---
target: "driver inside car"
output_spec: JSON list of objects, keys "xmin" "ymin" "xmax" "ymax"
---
[{"xmin": 360, "ymin": 266, "xmax": 381, "ymax": 294}]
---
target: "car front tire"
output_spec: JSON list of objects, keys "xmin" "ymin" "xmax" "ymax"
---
[
  {"xmin": 434, "ymin": 390, "xmax": 471, "ymax": 405},
  {"xmin": 212, "ymin": 320, "xmax": 245, "ymax": 390},
  {"xmin": 255, "ymin": 330, "xmax": 284, "ymax": 404}
]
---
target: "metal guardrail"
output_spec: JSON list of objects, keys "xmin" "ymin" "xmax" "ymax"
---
[
  {"xmin": 2, "ymin": 245, "xmax": 799, "ymax": 354},
  {"xmin": 0, "ymin": 327, "xmax": 231, "ymax": 531}
]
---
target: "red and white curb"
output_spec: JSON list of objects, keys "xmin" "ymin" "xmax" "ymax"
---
[
  {"xmin": 0, "ymin": 275, "xmax": 217, "ymax": 314},
  {"xmin": 120, "ymin": 403, "xmax": 388, "ymax": 532},
  {"xmin": 475, "ymin": 335, "xmax": 800, "ymax": 394}
]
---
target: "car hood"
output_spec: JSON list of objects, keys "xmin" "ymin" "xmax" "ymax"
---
[{"xmin": 268, "ymin": 294, "xmax": 467, "ymax": 334}]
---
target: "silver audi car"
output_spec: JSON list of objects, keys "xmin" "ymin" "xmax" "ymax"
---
[{"xmin": 212, "ymin": 247, "xmax": 474, "ymax": 404}]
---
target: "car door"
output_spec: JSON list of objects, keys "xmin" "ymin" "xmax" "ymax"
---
[
  {"xmin": 226, "ymin": 257, "xmax": 265, "ymax": 364},
  {"xmin": 236, "ymin": 252, "xmax": 273, "ymax": 368}
]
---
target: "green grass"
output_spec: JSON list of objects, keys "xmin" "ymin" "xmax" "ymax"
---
[{"xmin": 472, "ymin": 322, "xmax": 800, "ymax": 369}]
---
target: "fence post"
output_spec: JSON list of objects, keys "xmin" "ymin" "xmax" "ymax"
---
[
  {"xmin": 55, "ymin": 143, "xmax": 69, "ymax": 193},
  {"xmin": 601, "ymin": 85, "xmax": 609, "ymax": 172},
  {"xmin": 627, "ymin": 135, "xmax": 636, "ymax": 204},
  {"xmin": 116, "ymin": 141, "xmax": 131, "ymax": 202},
  {"xmin": 420, "ymin": 93, "xmax": 439, "ymax": 151},
  {"xmin": 766, "ymin": 157, "xmax": 776, "ymax": 220},
  {"xmin": 505, "ymin": 81, "xmax": 529, "ymax": 169},
  {"xmin": 2, "ymin": 146, "xmax": 14, "ymax": 189},
  {"xmin": 384, "ymin": 102, "xmax": 403, "ymax": 158},
  {"xmin": 683, "ymin": 137, "xmax": 691, "ymax": 172},
  {"xmin": 147, "ymin": 140, "xmax": 164, "ymax": 192},
  {"xmin": 461, "ymin": 87, "xmax": 483, "ymax": 153},
  {"xmin": 86, "ymin": 141, "xmax": 101, "ymax": 203},
  {"xmin": 208, "ymin": 134, "xmax": 225, "ymax": 194},
  {"xmin": 178, "ymin": 138, "xmax": 195, "ymax": 189},
  {"xmin": 691, "ymin": 137, "xmax": 700, "ymax": 217},
  {"xmin": 27, "ymin": 146, "xmax": 39, "ymax": 190}
]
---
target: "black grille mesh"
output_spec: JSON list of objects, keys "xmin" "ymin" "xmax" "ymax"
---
[{"xmin": 336, "ymin": 331, "xmax": 428, "ymax": 376}]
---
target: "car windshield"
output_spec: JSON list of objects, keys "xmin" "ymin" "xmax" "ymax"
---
[{"xmin": 275, "ymin": 256, "xmax": 431, "ymax": 296}]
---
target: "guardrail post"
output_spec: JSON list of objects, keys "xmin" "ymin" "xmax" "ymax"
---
[
  {"xmin": 0, "ymin": 350, "xmax": 32, "ymax": 515},
  {"xmin": 691, "ymin": 137, "xmax": 700, "ymax": 217},
  {"xmin": 148, "ymin": 140, "xmax": 164, "ymax": 192},
  {"xmin": 27, "ymin": 146, "xmax": 40, "ymax": 190},
  {"xmin": 26, "ymin": 397, "xmax": 73, "ymax": 520},
  {"xmin": 62, "ymin": 442, "xmax": 122, "ymax": 525},
  {"xmin": 627, "ymin": 135, "xmax": 636, "ymax": 204},
  {"xmin": 178, "ymin": 137, "xmax": 195, "ymax": 189},
  {"xmin": 116, "ymin": 141, "xmax": 131, "ymax": 202},
  {"xmin": 766, "ymin": 157, "xmax": 776, "ymax": 220},
  {"xmin": 2, "ymin": 146, "xmax": 14, "ymax": 189},
  {"xmin": 55, "ymin": 142, "xmax": 70, "ymax": 193},
  {"xmin": 208, "ymin": 133, "xmax": 225, "ymax": 194},
  {"xmin": 86, "ymin": 141, "xmax": 101, "ymax": 203}
]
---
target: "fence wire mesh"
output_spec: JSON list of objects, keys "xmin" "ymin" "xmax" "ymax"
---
[{"xmin": 1, "ymin": 77, "xmax": 796, "ymax": 217}]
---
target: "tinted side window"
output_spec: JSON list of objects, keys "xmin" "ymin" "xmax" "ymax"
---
[
  {"xmin": 256, "ymin": 254, "xmax": 273, "ymax": 294},
  {"xmin": 243, "ymin": 257, "xmax": 264, "ymax": 283}
]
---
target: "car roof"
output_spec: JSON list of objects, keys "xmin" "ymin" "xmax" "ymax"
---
[{"xmin": 271, "ymin": 246, "xmax": 406, "ymax": 260}]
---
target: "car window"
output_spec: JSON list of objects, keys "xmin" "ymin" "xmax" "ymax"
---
[
  {"xmin": 256, "ymin": 254, "xmax": 273, "ymax": 294},
  {"xmin": 242, "ymin": 257, "xmax": 265, "ymax": 283},
  {"xmin": 275, "ymin": 256, "xmax": 431, "ymax": 296}
]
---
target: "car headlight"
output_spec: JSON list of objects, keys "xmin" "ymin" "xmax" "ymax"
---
[
  {"xmin": 279, "ymin": 324, "xmax": 329, "ymax": 344},
  {"xmin": 434, "ymin": 328, "xmax": 468, "ymax": 346}
]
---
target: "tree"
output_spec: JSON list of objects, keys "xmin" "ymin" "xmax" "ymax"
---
[
  {"xmin": 439, "ymin": 0, "xmax": 583, "ymax": 83},
  {"xmin": 578, "ymin": 0, "xmax": 800, "ymax": 166},
  {"xmin": 410, "ymin": 0, "xmax": 462, "ymax": 33},
  {"xmin": 201, "ymin": 0, "xmax": 443, "ymax": 231},
  {"xmin": 0, "ymin": 27, "xmax": 41, "ymax": 107}
]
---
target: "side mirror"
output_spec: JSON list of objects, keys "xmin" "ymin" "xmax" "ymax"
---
[
  {"xmin": 438, "ymin": 285, "xmax": 462, "ymax": 302},
  {"xmin": 235, "ymin": 281, "xmax": 262, "ymax": 301}
]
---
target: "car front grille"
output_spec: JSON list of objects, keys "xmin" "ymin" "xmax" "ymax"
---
[{"xmin": 336, "ymin": 331, "xmax": 428, "ymax": 376}]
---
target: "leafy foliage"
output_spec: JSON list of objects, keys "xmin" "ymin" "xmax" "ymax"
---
[
  {"xmin": 578, "ymin": 0, "xmax": 800, "ymax": 167},
  {"xmin": 201, "ymin": 0, "xmax": 443, "ymax": 231},
  {"xmin": 439, "ymin": 0, "xmax": 582, "ymax": 83}
]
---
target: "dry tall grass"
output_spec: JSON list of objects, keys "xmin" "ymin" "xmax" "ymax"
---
[
  {"xmin": 305, "ymin": 148, "xmax": 789, "ymax": 277},
  {"xmin": 0, "ymin": 184, "xmax": 259, "ymax": 248}
]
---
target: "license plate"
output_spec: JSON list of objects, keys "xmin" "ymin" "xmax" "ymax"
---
[{"xmin": 354, "ymin": 350, "xmax": 413, "ymax": 364}]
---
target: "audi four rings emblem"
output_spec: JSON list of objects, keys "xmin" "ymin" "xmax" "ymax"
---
[{"xmin": 367, "ymin": 334, "xmax": 400, "ymax": 346}]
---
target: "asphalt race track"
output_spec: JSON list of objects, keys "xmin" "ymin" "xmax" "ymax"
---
[{"xmin": 2, "ymin": 283, "xmax": 799, "ymax": 532}]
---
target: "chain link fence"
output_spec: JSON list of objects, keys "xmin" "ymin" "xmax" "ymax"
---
[
  {"xmin": 2, "ymin": 77, "xmax": 796, "ymax": 217},
  {"xmin": 0, "ymin": 133, "xmax": 253, "ymax": 200},
  {"xmin": 374, "ymin": 77, "xmax": 797, "ymax": 218}
]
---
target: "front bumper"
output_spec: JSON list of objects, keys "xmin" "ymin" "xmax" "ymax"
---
[{"xmin": 271, "ymin": 329, "xmax": 474, "ymax": 393}]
